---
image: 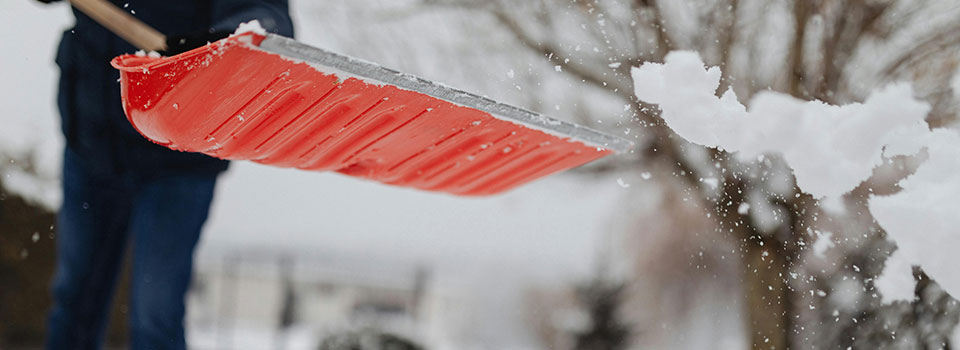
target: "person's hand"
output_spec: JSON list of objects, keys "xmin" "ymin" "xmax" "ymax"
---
[{"xmin": 162, "ymin": 30, "xmax": 231, "ymax": 56}]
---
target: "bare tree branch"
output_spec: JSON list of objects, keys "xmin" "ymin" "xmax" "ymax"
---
[{"xmin": 488, "ymin": 9, "xmax": 635, "ymax": 101}]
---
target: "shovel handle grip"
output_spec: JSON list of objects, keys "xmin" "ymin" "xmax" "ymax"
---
[{"xmin": 68, "ymin": 0, "xmax": 167, "ymax": 52}]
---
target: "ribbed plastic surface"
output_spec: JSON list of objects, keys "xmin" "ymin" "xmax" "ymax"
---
[{"xmin": 111, "ymin": 33, "xmax": 615, "ymax": 196}]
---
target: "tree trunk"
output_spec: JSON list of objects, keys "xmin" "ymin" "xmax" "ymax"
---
[{"xmin": 742, "ymin": 236, "xmax": 789, "ymax": 350}]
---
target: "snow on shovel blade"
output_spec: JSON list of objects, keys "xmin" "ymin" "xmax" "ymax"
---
[{"xmin": 111, "ymin": 32, "xmax": 634, "ymax": 196}]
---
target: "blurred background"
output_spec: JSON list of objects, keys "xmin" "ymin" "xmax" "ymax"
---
[{"xmin": 2, "ymin": 0, "xmax": 960, "ymax": 349}]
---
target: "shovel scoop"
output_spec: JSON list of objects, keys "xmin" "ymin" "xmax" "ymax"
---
[{"xmin": 110, "ymin": 29, "xmax": 634, "ymax": 196}]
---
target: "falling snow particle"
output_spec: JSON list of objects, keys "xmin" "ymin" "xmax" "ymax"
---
[
  {"xmin": 737, "ymin": 202, "xmax": 750, "ymax": 215},
  {"xmin": 701, "ymin": 177, "xmax": 719, "ymax": 189},
  {"xmin": 812, "ymin": 231, "xmax": 835, "ymax": 258}
]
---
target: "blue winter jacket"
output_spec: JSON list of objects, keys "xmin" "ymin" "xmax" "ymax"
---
[{"xmin": 55, "ymin": 0, "xmax": 294, "ymax": 178}]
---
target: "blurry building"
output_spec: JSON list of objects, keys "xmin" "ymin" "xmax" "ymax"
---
[{"xmin": 186, "ymin": 248, "xmax": 431, "ymax": 349}]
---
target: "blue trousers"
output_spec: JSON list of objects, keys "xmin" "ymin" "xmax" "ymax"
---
[{"xmin": 46, "ymin": 148, "xmax": 219, "ymax": 350}]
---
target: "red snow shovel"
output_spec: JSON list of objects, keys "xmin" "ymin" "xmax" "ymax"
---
[{"xmin": 75, "ymin": 0, "xmax": 634, "ymax": 195}]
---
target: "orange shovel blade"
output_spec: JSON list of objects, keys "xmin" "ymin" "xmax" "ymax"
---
[{"xmin": 111, "ymin": 33, "xmax": 632, "ymax": 196}]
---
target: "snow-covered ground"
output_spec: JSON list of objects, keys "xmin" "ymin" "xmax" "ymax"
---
[{"xmin": 205, "ymin": 162, "xmax": 624, "ymax": 283}]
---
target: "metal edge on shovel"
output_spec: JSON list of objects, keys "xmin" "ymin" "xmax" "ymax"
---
[{"xmin": 258, "ymin": 34, "xmax": 636, "ymax": 154}]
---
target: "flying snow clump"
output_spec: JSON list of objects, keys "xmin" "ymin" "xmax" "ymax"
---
[
  {"xmin": 631, "ymin": 51, "xmax": 930, "ymax": 199},
  {"xmin": 632, "ymin": 51, "xmax": 960, "ymax": 302}
]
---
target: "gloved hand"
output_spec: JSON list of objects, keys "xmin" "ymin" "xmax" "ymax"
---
[{"xmin": 162, "ymin": 30, "xmax": 231, "ymax": 56}]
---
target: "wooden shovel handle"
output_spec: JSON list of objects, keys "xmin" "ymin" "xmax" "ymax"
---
[{"xmin": 68, "ymin": 0, "xmax": 167, "ymax": 52}]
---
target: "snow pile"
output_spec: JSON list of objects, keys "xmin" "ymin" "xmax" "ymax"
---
[
  {"xmin": 134, "ymin": 50, "xmax": 162, "ymax": 58},
  {"xmin": 631, "ymin": 51, "xmax": 930, "ymax": 198},
  {"xmin": 632, "ymin": 51, "xmax": 960, "ymax": 302},
  {"xmin": 233, "ymin": 20, "xmax": 267, "ymax": 36}
]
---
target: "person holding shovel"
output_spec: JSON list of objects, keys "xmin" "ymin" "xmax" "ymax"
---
[{"xmin": 36, "ymin": 0, "xmax": 293, "ymax": 348}]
